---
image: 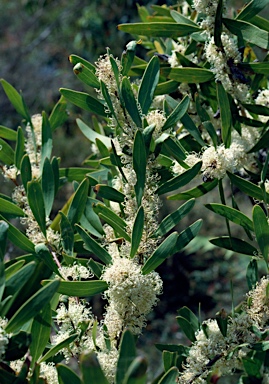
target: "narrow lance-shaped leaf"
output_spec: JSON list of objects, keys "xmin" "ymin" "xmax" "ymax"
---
[
  {"xmin": 162, "ymin": 95, "xmax": 190, "ymax": 131},
  {"xmin": 210, "ymin": 236, "xmax": 258, "ymax": 256},
  {"xmin": 142, "ymin": 232, "xmax": 178, "ymax": 275},
  {"xmin": 121, "ymin": 40, "xmax": 138, "ymax": 76},
  {"xmin": 130, "ymin": 206, "xmax": 144, "ymax": 258},
  {"xmin": 76, "ymin": 224, "xmax": 112, "ymax": 265},
  {"xmin": 57, "ymin": 364, "xmax": 82, "ymax": 384},
  {"xmin": 27, "ymin": 180, "xmax": 47, "ymax": 237},
  {"xmin": 60, "ymin": 88, "xmax": 107, "ymax": 117},
  {"xmin": 161, "ymin": 67, "xmax": 214, "ymax": 83},
  {"xmin": 40, "ymin": 111, "xmax": 52, "ymax": 172},
  {"xmin": 14, "ymin": 127, "xmax": 25, "ymax": 169},
  {"xmin": 138, "ymin": 55, "xmax": 160, "ymax": 115},
  {"xmin": 21, "ymin": 154, "xmax": 32, "ymax": 190},
  {"xmin": 236, "ymin": 0, "xmax": 269, "ymax": 21},
  {"xmin": 118, "ymin": 22, "xmax": 200, "ymax": 37},
  {"xmin": 223, "ymin": 18, "xmax": 269, "ymax": 50},
  {"xmin": 0, "ymin": 221, "xmax": 8, "ymax": 301},
  {"xmin": 157, "ymin": 162, "xmax": 202, "ymax": 195},
  {"xmin": 41, "ymin": 279, "xmax": 108, "ymax": 297},
  {"xmin": 152, "ymin": 198, "xmax": 195, "ymax": 238},
  {"xmin": 175, "ymin": 219, "xmax": 203, "ymax": 251},
  {"xmin": 30, "ymin": 304, "xmax": 51, "ymax": 366},
  {"xmin": 35, "ymin": 243, "xmax": 60, "ymax": 276},
  {"xmin": 227, "ymin": 172, "xmax": 269, "ymax": 201},
  {"xmin": 0, "ymin": 197, "xmax": 24, "ymax": 217},
  {"xmin": 133, "ymin": 130, "xmax": 147, "ymax": 206},
  {"xmin": 80, "ymin": 352, "xmax": 109, "ymax": 384},
  {"xmin": 42, "ymin": 158, "xmax": 55, "ymax": 217},
  {"xmin": 217, "ymin": 82, "xmax": 231, "ymax": 147},
  {"xmin": 116, "ymin": 330, "xmax": 137, "ymax": 384},
  {"xmin": 0, "ymin": 125, "xmax": 17, "ymax": 141},
  {"xmin": 67, "ymin": 178, "xmax": 89, "ymax": 226},
  {"xmin": 0, "ymin": 138, "xmax": 15, "ymax": 165},
  {"xmin": 49, "ymin": 95, "xmax": 68, "ymax": 131},
  {"xmin": 122, "ymin": 356, "xmax": 147, "ymax": 384},
  {"xmin": 0, "ymin": 214, "xmax": 35, "ymax": 253},
  {"xmin": 158, "ymin": 367, "xmax": 179, "ymax": 384},
  {"xmin": 121, "ymin": 77, "xmax": 142, "ymax": 127},
  {"xmin": 76, "ymin": 118, "xmax": 112, "ymax": 148},
  {"xmin": 168, "ymin": 179, "xmax": 218, "ymax": 200},
  {"xmin": 39, "ymin": 333, "xmax": 78, "ymax": 363},
  {"xmin": 0, "ymin": 79, "xmax": 30, "ymax": 120},
  {"xmin": 205, "ymin": 203, "xmax": 253, "ymax": 232},
  {"xmin": 253, "ymin": 205, "xmax": 269, "ymax": 266},
  {"xmin": 60, "ymin": 212, "xmax": 74, "ymax": 256},
  {"xmin": 5, "ymin": 279, "xmax": 60, "ymax": 334},
  {"xmin": 73, "ymin": 62, "xmax": 100, "ymax": 88}
]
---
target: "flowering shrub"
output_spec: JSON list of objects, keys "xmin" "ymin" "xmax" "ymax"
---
[{"xmin": 0, "ymin": 0, "xmax": 269, "ymax": 383}]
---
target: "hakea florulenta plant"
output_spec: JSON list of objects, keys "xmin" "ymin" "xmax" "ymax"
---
[{"xmin": 0, "ymin": 0, "xmax": 269, "ymax": 383}]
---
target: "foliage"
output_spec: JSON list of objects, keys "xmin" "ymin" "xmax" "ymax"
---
[{"xmin": 0, "ymin": 0, "xmax": 269, "ymax": 383}]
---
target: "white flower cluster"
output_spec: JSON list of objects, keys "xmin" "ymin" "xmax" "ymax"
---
[
  {"xmin": 53, "ymin": 297, "xmax": 94, "ymax": 361},
  {"xmin": 173, "ymin": 127, "xmax": 258, "ymax": 180},
  {"xmin": 102, "ymin": 256, "xmax": 163, "ymax": 339},
  {"xmin": 205, "ymin": 34, "xmax": 250, "ymax": 102},
  {"xmin": 180, "ymin": 276, "xmax": 269, "ymax": 383},
  {"xmin": 0, "ymin": 318, "xmax": 8, "ymax": 361},
  {"xmin": 255, "ymin": 89, "xmax": 269, "ymax": 123},
  {"xmin": 59, "ymin": 263, "xmax": 92, "ymax": 281}
]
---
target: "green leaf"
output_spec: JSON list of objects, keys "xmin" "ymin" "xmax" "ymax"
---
[
  {"xmin": 67, "ymin": 178, "xmax": 89, "ymax": 226},
  {"xmin": 21, "ymin": 154, "xmax": 32, "ymax": 190},
  {"xmin": 142, "ymin": 232, "xmax": 178, "ymax": 274},
  {"xmin": 162, "ymin": 136, "xmax": 187, "ymax": 162},
  {"xmin": 253, "ymin": 205, "xmax": 269, "ymax": 265},
  {"xmin": 118, "ymin": 22, "xmax": 200, "ymax": 37},
  {"xmin": 0, "ymin": 214, "xmax": 35, "ymax": 252},
  {"xmin": 121, "ymin": 40, "xmax": 138, "ymax": 76},
  {"xmin": 76, "ymin": 224, "xmax": 112, "ymax": 264},
  {"xmin": 210, "ymin": 236, "xmax": 258, "ymax": 256},
  {"xmin": 41, "ymin": 279, "xmax": 108, "ymax": 297},
  {"xmin": 5, "ymin": 260, "xmax": 25, "ymax": 279},
  {"xmin": 5, "ymin": 262, "xmax": 36, "ymax": 298},
  {"xmin": 39, "ymin": 333, "xmax": 78, "ymax": 363},
  {"xmin": 0, "ymin": 197, "xmax": 24, "ymax": 217},
  {"xmin": 35, "ymin": 243, "xmax": 60, "ymax": 276},
  {"xmin": 69, "ymin": 54, "xmax": 96, "ymax": 72},
  {"xmin": 163, "ymin": 351, "xmax": 177, "ymax": 373},
  {"xmin": 30, "ymin": 304, "xmax": 51, "ymax": 365},
  {"xmin": 88, "ymin": 259, "xmax": 104, "ymax": 279},
  {"xmin": 49, "ymin": 96, "xmax": 68, "ymax": 131},
  {"xmin": 168, "ymin": 179, "xmax": 218, "ymax": 200},
  {"xmin": 40, "ymin": 112, "xmax": 52, "ymax": 172},
  {"xmin": 152, "ymin": 199, "xmax": 195, "ymax": 238},
  {"xmin": 42, "ymin": 158, "xmax": 55, "ymax": 217},
  {"xmin": 246, "ymin": 259, "xmax": 258, "ymax": 289},
  {"xmin": 100, "ymin": 81, "xmax": 120, "ymax": 125},
  {"xmin": 236, "ymin": 0, "xmax": 269, "ymax": 21},
  {"xmin": 205, "ymin": 203, "xmax": 253, "ymax": 231},
  {"xmin": 162, "ymin": 96, "xmax": 190, "ymax": 131},
  {"xmin": 180, "ymin": 113, "xmax": 206, "ymax": 147},
  {"xmin": 155, "ymin": 80, "xmax": 179, "ymax": 96},
  {"xmin": 73, "ymin": 62, "xmax": 100, "ymax": 88},
  {"xmin": 27, "ymin": 180, "xmax": 47, "ymax": 237},
  {"xmin": 161, "ymin": 67, "xmax": 214, "ymax": 83},
  {"xmin": 170, "ymin": 10, "xmax": 198, "ymax": 26},
  {"xmin": 214, "ymin": 0, "xmax": 223, "ymax": 47},
  {"xmin": 138, "ymin": 56, "xmax": 160, "ymax": 115},
  {"xmin": 216, "ymin": 308, "xmax": 228, "ymax": 337},
  {"xmin": 217, "ymin": 82, "xmax": 231, "ymax": 147},
  {"xmin": 0, "ymin": 79, "xmax": 30, "ymax": 120},
  {"xmin": 57, "ymin": 364, "xmax": 82, "ymax": 384},
  {"xmin": 14, "ymin": 127, "xmax": 25, "ymax": 169},
  {"xmin": 227, "ymin": 172, "xmax": 269, "ymax": 201},
  {"xmin": 122, "ymin": 356, "xmax": 147, "ymax": 384},
  {"xmin": 240, "ymin": 62, "xmax": 269, "ymax": 76},
  {"xmin": 116, "ymin": 330, "xmax": 137, "ymax": 384},
  {"xmin": 247, "ymin": 129, "xmax": 269, "ymax": 153},
  {"xmin": 80, "ymin": 352, "xmax": 109, "ymax": 384},
  {"xmin": 176, "ymin": 316, "xmax": 196, "ymax": 342},
  {"xmin": 76, "ymin": 118, "xmax": 112, "ymax": 148},
  {"xmin": 95, "ymin": 185, "xmax": 125, "ymax": 203},
  {"xmin": 0, "ymin": 125, "xmax": 17, "ymax": 141},
  {"xmin": 157, "ymin": 162, "xmax": 202, "ymax": 195},
  {"xmin": 130, "ymin": 206, "xmax": 144, "ymax": 258},
  {"xmin": 133, "ymin": 130, "xmax": 147, "ymax": 206},
  {"xmin": 5, "ymin": 331, "xmax": 32, "ymax": 361},
  {"xmin": 175, "ymin": 219, "xmax": 203, "ymax": 251},
  {"xmin": 0, "ymin": 138, "xmax": 15, "ymax": 165},
  {"xmin": 0, "ymin": 221, "xmax": 8, "ymax": 300},
  {"xmin": 178, "ymin": 306, "xmax": 199, "ymax": 333},
  {"xmin": 60, "ymin": 213, "xmax": 74, "ymax": 256},
  {"xmin": 223, "ymin": 18, "xmax": 269, "ymax": 50},
  {"xmin": 5, "ymin": 279, "xmax": 60, "ymax": 333},
  {"xmin": 158, "ymin": 367, "xmax": 179, "ymax": 384},
  {"xmin": 60, "ymin": 88, "xmax": 107, "ymax": 117},
  {"xmin": 121, "ymin": 77, "xmax": 142, "ymax": 127}
]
